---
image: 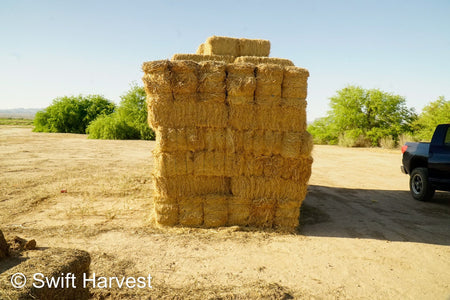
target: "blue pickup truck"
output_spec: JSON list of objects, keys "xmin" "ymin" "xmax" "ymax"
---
[{"xmin": 401, "ymin": 124, "xmax": 450, "ymax": 201}]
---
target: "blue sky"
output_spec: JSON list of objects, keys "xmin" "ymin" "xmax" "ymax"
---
[{"xmin": 0, "ymin": 0, "xmax": 449, "ymax": 121}]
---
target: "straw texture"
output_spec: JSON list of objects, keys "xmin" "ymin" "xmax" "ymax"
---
[{"xmin": 142, "ymin": 36, "xmax": 312, "ymax": 230}]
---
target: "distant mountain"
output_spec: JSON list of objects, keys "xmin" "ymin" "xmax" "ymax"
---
[{"xmin": 0, "ymin": 108, "xmax": 41, "ymax": 119}]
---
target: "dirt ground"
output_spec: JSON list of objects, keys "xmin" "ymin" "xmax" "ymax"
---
[{"xmin": 1, "ymin": 126, "xmax": 449, "ymax": 299}]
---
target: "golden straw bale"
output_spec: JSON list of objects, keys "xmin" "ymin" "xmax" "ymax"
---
[
  {"xmin": 230, "ymin": 176, "xmax": 251, "ymax": 197},
  {"xmin": 142, "ymin": 74, "xmax": 172, "ymax": 95},
  {"xmin": 238, "ymin": 38, "xmax": 271, "ymax": 57},
  {"xmin": 142, "ymin": 60, "xmax": 171, "ymax": 74},
  {"xmin": 282, "ymin": 86, "xmax": 308, "ymax": 99},
  {"xmin": 172, "ymin": 54, "xmax": 236, "ymax": 64},
  {"xmin": 226, "ymin": 63, "xmax": 256, "ymax": 100},
  {"xmin": 282, "ymin": 66, "xmax": 309, "ymax": 99},
  {"xmin": 234, "ymin": 56, "xmax": 294, "ymax": 66},
  {"xmin": 255, "ymin": 64, "xmax": 283, "ymax": 99},
  {"xmin": 155, "ymin": 127, "xmax": 187, "ymax": 152},
  {"xmin": 281, "ymin": 131, "xmax": 313, "ymax": 159},
  {"xmin": 278, "ymin": 105, "xmax": 307, "ymax": 132},
  {"xmin": 249, "ymin": 198, "xmax": 276, "ymax": 228},
  {"xmin": 185, "ymin": 127, "xmax": 205, "ymax": 151},
  {"xmin": 153, "ymin": 151, "xmax": 194, "ymax": 177},
  {"xmin": 254, "ymin": 104, "xmax": 280, "ymax": 130},
  {"xmin": 204, "ymin": 128, "xmax": 227, "ymax": 151},
  {"xmin": 153, "ymin": 175, "xmax": 231, "ymax": 198},
  {"xmin": 197, "ymin": 102, "xmax": 228, "ymax": 128},
  {"xmin": 154, "ymin": 202, "xmax": 179, "ymax": 226},
  {"xmin": 281, "ymin": 132, "xmax": 302, "ymax": 158},
  {"xmin": 228, "ymin": 197, "xmax": 251, "ymax": 226},
  {"xmin": 231, "ymin": 176, "xmax": 308, "ymax": 200},
  {"xmin": 252, "ymin": 129, "xmax": 270, "ymax": 156},
  {"xmin": 146, "ymin": 96, "xmax": 174, "ymax": 129},
  {"xmin": 280, "ymin": 156, "xmax": 313, "ymax": 182},
  {"xmin": 194, "ymin": 151, "xmax": 225, "ymax": 176},
  {"xmin": 196, "ymin": 43, "xmax": 205, "ymax": 55},
  {"xmin": 170, "ymin": 60, "xmax": 199, "ymax": 98},
  {"xmin": 282, "ymin": 66, "xmax": 310, "ymax": 87},
  {"xmin": 204, "ymin": 36, "xmax": 240, "ymax": 56},
  {"xmin": 152, "ymin": 100, "xmax": 198, "ymax": 128},
  {"xmin": 207, "ymin": 151, "xmax": 226, "ymax": 176},
  {"xmin": 179, "ymin": 197, "xmax": 203, "ymax": 226},
  {"xmin": 204, "ymin": 195, "xmax": 228, "ymax": 227},
  {"xmin": 229, "ymin": 104, "xmax": 255, "ymax": 130},
  {"xmin": 198, "ymin": 61, "xmax": 226, "ymax": 102},
  {"xmin": 262, "ymin": 130, "xmax": 283, "ymax": 155},
  {"xmin": 282, "ymin": 98, "xmax": 307, "ymax": 109},
  {"xmin": 273, "ymin": 216, "xmax": 299, "ymax": 231},
  {"xmin": 224, "ymin": 153, "xmax": 239, "ymax": 177}
]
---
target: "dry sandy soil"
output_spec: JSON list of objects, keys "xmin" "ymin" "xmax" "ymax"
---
[{"xmin": 1, "ymin": 126, "xmax": 449, "ymax": 299}]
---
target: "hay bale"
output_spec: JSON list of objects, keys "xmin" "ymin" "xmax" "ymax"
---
[
  {"xmin": 231, "ymin": 176, "xmax": 308, "ymax": 200},
  {"xmin": 235, "ymin": 56, "xmax": 294, "ymax": 66},
  {"xmin": 0, "ymin": 248, "xmax": 90, "ymax": 300},
  {"xmin": 172, "ymin": 53, "xmax": 236, "ymax": 64},
  {"xmin": 249, "ymin": 198, "xmax": 276, "ymax": 228},
  {"xmin": 153, "ymin": 151, "xmax": 194, "ymax": 177},
  {"xmin": 204, "ymin": 195, "xmax": 228, "ymax": 227},
  {"xmin": 254, "ymin": 104, "xmax": 280, "ymax": 131},
  {"xmin": 229, "ymin": 104, "xmax": 255, "ymax": 130},
  {"xmin": 204, "ymin": 36, "xmax": 240, "ymax": 56},
  {"xmin": 179, "ymin": 197, "xmax": 203, "ymax": 226},
  {"xmin": 154, "ymin": 201, "xmax": 179, "ymax": 226},
  {"xmin": 228, "ymin": 197, "xmax": 251, "ymax": 226},
  {"xmin": 198, "ymin": 61, "xmax": 226, "ymax": 103},
  {"xmin": 226, "ymin": 63, "xmax": 256, "ymax": 105},
  {"xmin": 170, "ymin": 60, "xmax": 198, "ymax": 100},
  {"xmin": 193, "ymin": 151, "xmax": 226, "ymax": 177},
  {"xmin": 278, "ymin": 105, "xmax": 307, "ymax": 132},
  {"xmin": 204, "ymin": 128, "xmax": 227, "ymax": 152},
  {"xmin": 255, "ymin": 64, "xmax": 283, "ymax": 101},
  {"xmin": 197, "ymin": 102, "xmax": 228, "ymax": 128},
  {"xmin": 196, "ymin": 43, "xmax": 205, "ymax": 54},
  {"xmin": 282, "ymin": 66, "xmax": 309, "ymax": 99},
  {"xmin": 238, "ymin": 38, "xmax": 271, "ymax": 57},
  {"xmin": 153, "ymin": 175, "xmax": 231, "ymax": 198},
  {"xmin": 155, "ymin": 127, "xmax": 187, "ymax": 152}
]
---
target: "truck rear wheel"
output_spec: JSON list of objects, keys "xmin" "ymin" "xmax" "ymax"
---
[{"xmin": 410, "ymin": 167, "xmax": 435, "ymax": 201}]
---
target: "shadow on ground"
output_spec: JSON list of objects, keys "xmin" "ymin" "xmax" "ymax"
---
[{"xmin": 299, "ymin": 185, "xmax": 450, "ymax": 246}]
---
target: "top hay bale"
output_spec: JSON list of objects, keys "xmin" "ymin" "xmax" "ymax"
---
[
  {"xmin": 239, "ymin": 38, "xmax": 271, "ymax": 57},
  {"xmin": 202, "ymin": 36, "xmax": 270, "ymax": 57}
]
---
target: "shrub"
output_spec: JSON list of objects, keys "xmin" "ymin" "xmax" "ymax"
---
[
  {"xmin": 86, "ymin": 85, "xmax": 155, "ymax": 140},
  {"xmin": 116, "ymin": 85, "xmax": 155, "ymax": 140},
  {"xmin": 379, "ymin": 136, "xmax": 396, "ymax": 149},
  {"xmin": 86, "ymin": 114, "xmax": 140, "ymax": 140},
  {"xmin": 33, "ymin": 95, "xmax": 115, "ymax": 134}
]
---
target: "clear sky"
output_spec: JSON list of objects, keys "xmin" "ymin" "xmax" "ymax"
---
[{"xmin": 1, "ymin": 0, "xmax": 449, "ymax": 121}]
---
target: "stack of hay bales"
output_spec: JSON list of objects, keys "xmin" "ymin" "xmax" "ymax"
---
[{"xmin": 143, "ymin": 36, "xmax": 312, "ymax": 230}]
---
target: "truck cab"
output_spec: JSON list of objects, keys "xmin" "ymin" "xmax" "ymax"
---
[{"xmin": 401, "ymin": 124, "xmax": 450, "ymax": 201}]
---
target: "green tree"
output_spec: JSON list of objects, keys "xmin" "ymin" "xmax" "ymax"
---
[
  {"xmin": 33, "ymin": 95, "xmax": 115, "ymax": 134},
  {"xmin": 413, "ymin": 96, "xmax": 450, "ymax": 141},
  {"xmin": 87, "ymin": 85, "xmax": 155, "ymax": 140},
  {"xmin": 116, "ymin": 85, "xmax": 155, "ymax": 140},
  {"xmin": 308, "ymin": 85, "xmax": 417, "ymax": 146}
]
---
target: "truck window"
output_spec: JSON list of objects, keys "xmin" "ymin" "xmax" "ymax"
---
[{"xmin": 445, "ymin": 127, "xmax": 450, "ymax": 146}]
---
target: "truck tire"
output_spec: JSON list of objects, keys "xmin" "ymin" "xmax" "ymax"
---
[{"xmin": 410, "ymin": 167, "xmax": 435, "ymax": 201}]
